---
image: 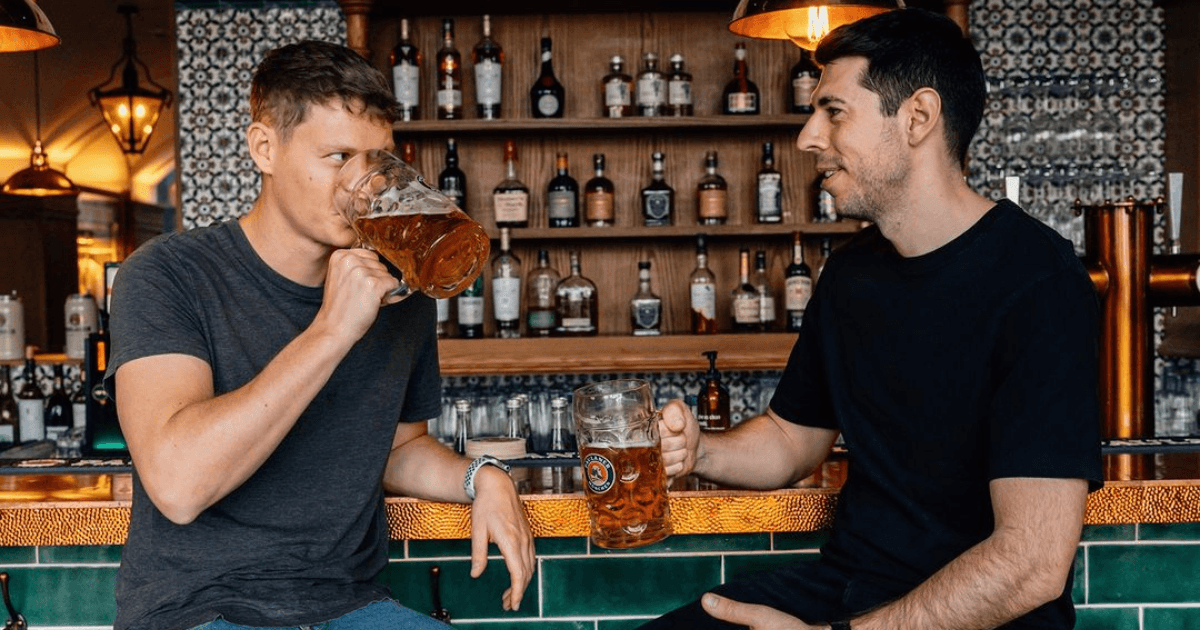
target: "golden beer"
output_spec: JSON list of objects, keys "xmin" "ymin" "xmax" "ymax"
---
[
  {"xmin": 580, "ymin": 443, "xmax": 672, "ymax": 548},
  {"xmin": 354, "ymin": 210, "xmax": 489, "ymax": 299}
]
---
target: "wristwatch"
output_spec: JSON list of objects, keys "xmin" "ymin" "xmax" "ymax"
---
[
  {"xmin": 463, "ymin": 455, "xmax": 512, "ymax": 501},
  {"xmin": 829, "ymin": 620, "xmax": 852, "ymax": 630}
]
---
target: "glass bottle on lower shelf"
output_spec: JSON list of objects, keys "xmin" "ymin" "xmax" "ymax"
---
[
  {"xmin": 584, "ymin": 154, "xmax": 615, "ymax": 227},
  {"xmin": 457, "ymin": 274, "xmax": 485, "ymax": 339},
  {"xmin": 696, "ymin": 151, "xmax": 728, "ymax": 226},
  {"xmin": 690, "ymin": 234, "xmax": 718, "ymax": 334},
  {"xmin": 555, "ymin": 250, "xmax": 598, "ymax": 336},
  {"xmin": 753, "ymin": 250, "xmax": 776, "ymax": 332},
  {"xmin": 630, "ymin": 260, "xmax": 662, "ymax": 336},
  {"xmin": 525, "ymin": 249, "xmax": 560, "ymax": 337},
  {"xmin": 785, "ymin": 231, "xmax": 813, "ymax": 333},
  {"xmin": 491, "ymin": 227, "xmax": 522, "ymax": 338},
  {"xmin": 731, "ymin": 248, "xmax": 761, "ymax": 332},
  {"xmin": 641, "ymin": 152, "xmax": 674, "ymax": 227}
]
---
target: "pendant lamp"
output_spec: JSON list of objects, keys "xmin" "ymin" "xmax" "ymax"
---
[
  {"xmin": 729, "ymin": 0, "xmax": 905, "ymax": 50},
  {"xmin": 2, "ymin": 51, "xmax": 78, "ymax": 197},
  {"xmin": 88, "ymin": 4, "xmax": 173, "ymax": 155},
  {"xmin": 0, "ymin": 0, "xmax": 60, "ymax": 52}
]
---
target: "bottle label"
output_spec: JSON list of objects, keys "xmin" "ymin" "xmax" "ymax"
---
[
  {"xmin": 492, "ymin": 277, "xmax": 521, "ymax": 321},
  {"xmin": 726, "ymin": 92, "xmax": 758, "ymax": 113},
  {"xmin": 733, "ymin": 298, "xmax": 761, "ymax": 324},
  {"xmin": 785, "ymin": 276, "xmax": 814, "ymax": 311},
  {"xmin": 441, "ymin": 180, "xmax": 464, "ymax": 203},
  {"xmin": 436, "ymin": 298, "xmax": 450, "ymax": 323},
  {"xmin": 17, "ymin": 399, "xmax": 44, "ymax": 442},
  {"xmin": 696, "ymin": 413, "xmax": 725, "ymax": 431},
  {"xmin": 73, "ymin": 402, "xmax": 87, "ymax": 429},
  {"xmin": 46, "ymin": 424, "xmax": 67, "ymax": 441},
  {"xmin": 698, "ymin": 189, "xmax": 728, "ymax": 220},
  {"xmin": 547, "ymin": 190, "xmax": 576, "ymax": 220},
  {"xmin": 758, "ymin": 173, "xmax": 782, "ymax": 220},
  {"xmin": 585, "ymin": 191, "xmax": 614, "ymax": 223},
  {"xmin": 668, "ymin": 79, "xmax": 692, "ymax": 106},
  {"xmin": 643, "ymin": 190, "xmax": 672, "ymax": 225},
  {"xmin": 458, "ymin": 296, "xmax": 485, "ymax": 325},
  {"xmin": 817, "ymin": 190, "xmax": 837, "ymax": 222},
  {"xmin": 475, "ymin": 60, "xmax": 502, "ymax": 106},
  {"xmin": 561, "ymin": 317, "xmax": 592, "ymax": 329},
  {"xmin": 605, "ymin": 80, "xmax": 631, "ymax": 107},
  {"xmin": 437, "ymin": 88, "xmax": 463, "ymax": 108},
  {"xmin": 393, "ymin": 64, "xmax": 420, "ymax": 107},
  {"xmin": 632, "ymin": 302, "xmax": 661, "ymax": 331},
  {"xmin": 537, "ymin": 94, "xmax": 560, "ymax": 117},
  {"xmin": 760, "ymin": 296, "xmax": 776, "ymax": 323},
  {"xmin": 583, "ymin": 453, "xmax": 616, "ymax": 493},
  {"xmin": 690, "ymin": 284, "xmax": 716, "ymax": 319},
  {"xmin": 493, "ymin": 191, "xmax": 529, "ymax": 223},
  {"xmin": 637, "ymin": 76, "xmax": 665, "ymax": 107},
  {"xmin": 527, "ymin": 309, "xmax": 556, "ymax": 330},
  {"xmin": 793, "ymin": 74, "xmax": 818, "ymax": 110}
]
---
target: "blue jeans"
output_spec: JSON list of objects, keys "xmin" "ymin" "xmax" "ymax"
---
[{"xmin": 190, "ymin": 599, "xmax": 451, "ymax": 630}]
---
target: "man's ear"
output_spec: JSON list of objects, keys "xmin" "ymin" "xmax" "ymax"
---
[
  {"xmin": 246, "ymin": 121, "xmax": 277, "ymax": 176},
  {"xmin": 903, "ymin": 87, "xmax": 942, "ymax": 149}
]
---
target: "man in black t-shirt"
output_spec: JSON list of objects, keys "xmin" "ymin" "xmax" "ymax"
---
[{"xmin": 641, "ymin": 9, "xmax": 1101, "ymax": 630}]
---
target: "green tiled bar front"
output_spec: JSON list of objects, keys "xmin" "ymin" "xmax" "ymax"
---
[{"xmin": 3, "ymin": 525, "xmax": 1200, "ymax": 628}]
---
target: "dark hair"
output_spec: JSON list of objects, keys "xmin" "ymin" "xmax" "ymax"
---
[
  {"xmin": 250, "ymin": 40, "xmax": 400, "ymax": 142},
  {"xmin": 814, "ymin": 9, "xmax": 985, "ymax": 166}
]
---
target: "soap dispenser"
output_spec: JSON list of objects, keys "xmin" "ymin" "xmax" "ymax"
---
[{"xmin": 697, "ymin": 350, "xmax": 730, "ymax": 430}]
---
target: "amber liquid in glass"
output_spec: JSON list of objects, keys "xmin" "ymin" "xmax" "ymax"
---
[
  {"xmin": 579, "ymin": 443, "xmax": 672, "ymax": 549},
  {"xmin": 354, "ymin": 210, "xmax": 490, "ymax": 299}
]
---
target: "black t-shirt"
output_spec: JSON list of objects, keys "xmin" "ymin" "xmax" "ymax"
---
[
  {"xmin": 770, "ymin": 200, "xmax": 1103, "ymax": 628},
  {"xmin": 107, "ymin": 221, "xmax": 442, "ymax": 630}
]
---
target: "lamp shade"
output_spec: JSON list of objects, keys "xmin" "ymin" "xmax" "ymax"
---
[
  {"xmin": 92, "ymin": 85, "xmax": 169, "ymax": 154},
  {"xmin": 2, "ymin": 141, "xmax": 78, "ymax": 197},
  {"xmin": 0, "ymin": 0, "xmax": 60, "ymax": 52},
  {"xmin": 729, "ymin": 0, "xmax": 900, "ymax": 50}
]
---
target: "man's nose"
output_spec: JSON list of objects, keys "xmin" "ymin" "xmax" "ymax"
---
[{"xmin": 796, "ymin": 117, "xmax": 826, "ymax": 154}]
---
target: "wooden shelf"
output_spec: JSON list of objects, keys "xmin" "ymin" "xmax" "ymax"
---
[
  {"xmin": 438, "ymin": 332, "xmax": 795, "ymax": 375},
  {"xmin": 0, "ymin": 353, "xmax": 82, "ymax": 367},
  {"xmin": 394, "ymin": 114, "xmax": 810, "ymax": 136},
  {"xmin": 485, "ymin": 220, "xmax": 862, "ymax": 241}
]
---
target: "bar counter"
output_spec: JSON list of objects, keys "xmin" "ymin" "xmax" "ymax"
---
[{"xmin": 1, "ymin": 453, "xmax": 1198, "ymax": 547}]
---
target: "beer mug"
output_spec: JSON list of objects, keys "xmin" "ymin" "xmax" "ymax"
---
[
  {"xmin": 333, "ymin": 149, "xmax": 490, "ymax": 299},
  {"xmin": 573, "ymin": 379, "xmax": 672, "ymax": 549}
]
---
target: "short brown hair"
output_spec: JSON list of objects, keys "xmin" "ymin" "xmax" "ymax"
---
[{"xmin": 250, "ymin": 40, "xmax": 399, "ymax": 142}]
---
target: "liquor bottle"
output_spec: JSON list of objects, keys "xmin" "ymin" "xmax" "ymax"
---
[
  {"xmin": 456, "ymin": 274, "xmax": 485, "ymax": 339},
  {"xmin": 435, "ymin": 18, "xmax": 463, "ymax": 120},
  {"xmin": 636, "ymin": 52, "xmax": 666, "ymax": 117},
  {"xmin": 641, "ymin": 152, "xmax": 674, "ymax": 227},
  {"xmin": 390, "ymin": 18, "xmax": 421, "ymax": 121},
  {"xmin": 555, "ymin": 250, "xmax": 598, "ymax": 336},
  {"xmin": 493, "ymin": 140, "xmax": 529, "ymax": 229},
  {"xmin": 584, "ymin": 154, "xmax": 615, "ymax": 227},
  {"xmin": 789, "ymin": 49, "xmax": 820, "ymax": 114},
  {"xmin": 548, "ymin": 396, "xmax": 576, "ymax": 452},
  {"xmin": 689, "ymin": 234, "xmax": 718, "ymax": 334},
  {"xmin": 546, "ymin": 152, "xmax": 579, "ymax": 228},
  {"xmin": 70, "ymin": 369, "xmax": 87, "ymax": 430},
  {"xmin": 472, "ymin": 14, "xmax": 504, "ymax": 120},
  {"xmin": 696, "ymin": 151, "xmax": 728, "ymax": 226},
  {"xmin": 44, "ymin": 364, "xmax": 73, "ymax": 442},
  {"xmin": 453, "ymin": 398, "xmax": 471, "ymax": 454},
  {"xmin": 697, "ymin": 351, "xmax": 730, "ymax": 430},
  {"xmin": 530, "ymin": 37, "xmax": 564, "ymax": 118},
  {"xmin": 666, "ymin": 53, "xmax": 693, "ymax": 117},
  {"xmin": 753, "ymin": 250, "xmax": 775, "ymax": 331},
  {"xmin": 731, "ymin": 248, "xmax": 761, "ymax": 332},
  {"xmin": 601, "ymin": 55, "xmax": 633, "ymax": 118},
  {"xmin": 722, "ymin": 43, "xmax": 760, "ymax": 115},
  {"xmin": 400, "ymin": 140, "xmax": 417, "ymax": 166},
  {"xmin": 435, "ymin": 298, "xmax": 452, "ymax": 338},
  {"xmin": 438, "ymin": 138, "xmax": 467, "ymax": 211},
  {"xmin": 785, "ymin": 232, "xmax": 813, "ymax": 332},
  {"xmin": 630, "ymin": 261, "xmax": 663, "ymax": 336},
  {"xmin": 16, "ymin": 346, "xmax": 44, "ymax": 443},
  {"xmin": 813, "ymin": 173, "xmax": 837, "ymax": 222},
  {"xmin": 817, "ymin": 238, "xmax": 834, "ymax": 281},
  {"xmin": 0, "ymin": 366, "xmax": 18, "ymax": 447},
  {"xmin": 525, "ymin": 249, "xmax": 560, "ymax": 337},
  {"xmin": 491, "ymin": 227, "xmax": 522, "ymax": 338},
  {"xmin": 756, "ymin": 142, "xmax": 783, "ymax": 224}
]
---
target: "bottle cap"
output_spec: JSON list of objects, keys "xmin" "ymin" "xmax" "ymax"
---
[
  {"xmin": 638, "ymin": 261, "xmax": 650, "ymax": 270},
  {"xmin": 702, "ymin": 350, "xmax": 721, "ymax": 380},
  {"xmin": 611, "ymin": 55, "xmax": 623, "ymax": 64},
  {"xmin": 670, "ymin": 53, "xmax": 684, "ymax": 63}
]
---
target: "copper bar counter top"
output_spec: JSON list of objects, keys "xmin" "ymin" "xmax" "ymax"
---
[{"xmin": 0, "ymin": 453, "xmax": 1197, "ymax": 547}]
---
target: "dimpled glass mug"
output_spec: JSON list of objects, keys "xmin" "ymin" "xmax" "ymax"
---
[
  {"xmin": 333, "ymin": 149, "xmax": 490, "ymax": 299},
  {"xmin": 573, "ymin": 379, "xmax": 673, "ymax": 549}
]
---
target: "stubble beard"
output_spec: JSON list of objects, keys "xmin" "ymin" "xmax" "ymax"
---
[{"xmin": 831, "ymin": 129, "xmax": 910, "ymax": 225}]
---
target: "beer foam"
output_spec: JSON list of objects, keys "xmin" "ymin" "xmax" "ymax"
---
[{"xmin": 583, "ymin": 440, "xmax": 655, "ymax": 450}]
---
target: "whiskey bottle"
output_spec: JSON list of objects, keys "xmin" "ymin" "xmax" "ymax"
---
[
  {"xmin": 530, "ymin": 37, "xmax": 564, "ymax": 118},
  {"xmin": 43, "ymin": 364, "xmax": 72, "ymax": 442},
  {"xmin": 491, "ymin": 227, "xmax": 522, "ymax": 338},
  {"xmin": 436, "ymin": 298, "xmax": 452, "ymax": 338},
  {"xmin": 722, "ymin": 43, "xmax": 759, "ymax": 115},
  {"xmin": 630, "ymin": 261, "xmax": 662, "ymax": 336},
  {"xmin": 435, "ymin": 18, "xmax": 463, "ymax": 120},
  {"xmin": 813, "ymin": 173, "xmax": 837, "ymax": 222},
  {"xmin": 784, "ymin": 231, "xmax": 813, "ymax": 332},
  {"xmin": 0, "ymin": 366, "xmax": 19, "ymax": 447},
  {"xmin": 472, "ymin": 14, "xmax": 504, "ymax": 120},
  {"xmin": 730, "ymin": 248, "xmax": 761, "ymax": 332},
  {"xmin": 546, "ymin": 152, "xmax": 579, "ymax": 228},
  {"xmin": 753, "ymin": 250, "xmax": 775, "ymax": 331},
  {"xmin": 584, "ymin": 154, "xmax": 615, "ymax": 227},
  {"xmin": 756, "ymin": 142, "xmax": 783, "ymax": 224},
  {"xmin": 15, "ymin": 346, "xmax": 44, "ymax": 443},
  {"xmin": 525, "ymin": 249, "xmax": 560, "ymax": 337},
  {"xmin": 456, "ymin": 274, "xmax": 485, "ymax": 339},
  {"xmin": 636, "ymin": 52, "xmax": 666, "ymax": 117},
  {"xmin": 689, "ymin": 234, "xmax": 718, "ymax": 334},
  {"xmin": 438, "ymin": 138, "xmax": 467, "ymax": 211},
  {"xmin": 696, "ymin": 151, "xmax": 728, "ymax": 226},
  {"xmin": 493, "ymin": 140, "xmax": 529, "ymax": 229},
  {"xmin": 71, "ymin": 369, "xmax": 87, "ymax": 432},
  {"xmin": 555, "ymin": 250, "xmax": 598, "ymax": 336},
  {"xmin": 790, "ymin": 49, "xmax": 820, "ymax": 114},
  {"xmin": 641, "ymin": 152, "xmax": 674, "ymax": 227},
  {"xmin": 666, "ymin": 53, "xmax": 693, "ymax": 117},
  {"xmin": 602, "ymin": 55, "xmax": 633, "ymax": 118},
  {"xmin": 390, "ymin": 18, "xmax": 421, "ymax": 121}
]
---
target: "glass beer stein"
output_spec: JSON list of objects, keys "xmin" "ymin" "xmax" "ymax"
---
[
  {"xmin": 573, "ymin": 379, "xmax": 673, "ymax": 549},
  {"xmin": 333, "ymin": 149, "xmax": 490, "ymax": 299}
]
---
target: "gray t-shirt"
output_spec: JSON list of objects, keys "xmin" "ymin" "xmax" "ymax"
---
[{"xmin": 107, "ymin": 220, "xmax": 441, "ymax": 630}]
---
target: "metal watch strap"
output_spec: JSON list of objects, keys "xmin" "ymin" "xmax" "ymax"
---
[
  {"xmin": 464, "ymin": 455, "xmax": 512, "ymax": 501},
  {"xmin": 829, "ymin": 620, "xmax": 852, "ymax": 630}
]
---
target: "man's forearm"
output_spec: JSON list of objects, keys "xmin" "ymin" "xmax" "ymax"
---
[
  {"xmin": 695, "ymin": 413, "xmax": 834, "ymax": 489},
  {"xmin": 383, "ymin": 432, "xmax": 473, "ymax": 502}
]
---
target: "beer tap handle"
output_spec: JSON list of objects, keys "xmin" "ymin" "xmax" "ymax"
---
[
  {"xmin": 1168, "ymin": 172, "xmax": 1183, "ymax": 255},
  {"xmin": 1005, "ymin": 175, "xmax": 1021, "ymax": 206},
  {"xmin": 1, "ymin": 573, "xmax": 27, "ymax": 630}
]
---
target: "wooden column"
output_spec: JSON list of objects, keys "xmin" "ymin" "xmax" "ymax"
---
[
  {"xmin": 338, "ymin": 0, "xmax": 372, "ymax": 58},
  {"xmin": 943, "ymin": 0, "xmax": 971, "ymax": 35}
]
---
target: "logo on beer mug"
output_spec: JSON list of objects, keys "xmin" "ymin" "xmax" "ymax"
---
[
  {"xmin": 584, "ymin": 453, "xmax": 616, "ymax": 493},
  {"xmin": 333, "ymin": 149, "xmax": 490, "ymax": 299}
]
